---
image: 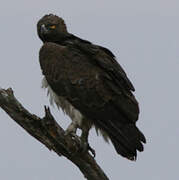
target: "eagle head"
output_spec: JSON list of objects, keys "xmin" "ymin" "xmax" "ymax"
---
[{"xmin": 37, "ymin": 14, "xmax": 68, "ymax": 43}]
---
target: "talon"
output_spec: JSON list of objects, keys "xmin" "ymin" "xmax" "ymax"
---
[
  {"xmin": 64, "ymin": 131, "xmax": 81, "ymax": 155},
  {"xmin": 78, "ymin": 141, "xmax": 96, "ymax": 157},
  {"xmin": 88, "ymin": 144, "xmax": 96, "ymax": 157},
  {"xmin": 65, "ymin": 132, "xmax": 96, "ymax": 157},
  {"xmin": 64, "ymin": 131, "xmax": 76, "ymax": 137}
]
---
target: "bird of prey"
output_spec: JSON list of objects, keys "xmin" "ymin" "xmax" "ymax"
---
[{"xmin": 37, "ymin": 14, "xmax": 146, "ymax": 160}]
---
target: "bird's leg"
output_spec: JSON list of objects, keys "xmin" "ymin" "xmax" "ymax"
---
[
  {"xmin": 65, "ymin": 122, "xmax": 78, "ymax": 136},
  {"xmin": 80, "ymin": 120, "xmax": 96, "ymax": 157},
  {"xmin": 65, "ymin": 119, "xmax": 95, "ymax": 157},
  {"xmin": 81, "ymin": 129, "xmax": 88, "ymax": 142}
]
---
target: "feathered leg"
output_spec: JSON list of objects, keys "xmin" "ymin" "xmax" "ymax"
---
[
  {"xmin": 65, "ymin": 118, "xmax": 95, "ymax": 156},
  {"xmin": 65, "ymin": 122, "xmax": 78, "ymax": 135},
  {"xmin": 80, "ymin": 118, "xmax": 95, "ymax": 157}
]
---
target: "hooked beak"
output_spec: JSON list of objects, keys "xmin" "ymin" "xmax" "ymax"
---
[{"xmin": 40, "ymin": 24, "xmax": 49, "ymax": 35}]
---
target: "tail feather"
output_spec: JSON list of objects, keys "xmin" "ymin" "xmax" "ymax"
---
[
  {"xmin": 111, "ymin": 138, "xmax": 137, "ymax": 160},
  {"xmin": 110, "ymin": 124, "xmax": 146, "ymax": 160}
]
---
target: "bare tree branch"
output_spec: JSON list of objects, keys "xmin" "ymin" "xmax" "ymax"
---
[{"xmin": 0, "ymin": 88, "xmax": 109, "ymax": 180}]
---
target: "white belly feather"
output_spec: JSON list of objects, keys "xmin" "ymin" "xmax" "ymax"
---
[
  {"xmin": 42, "ymin": 77, "xmax": 83, "ymax": 127},
  {"xmin": 41, "ymin": 77, "xmax": 109, "ymax": 142}
]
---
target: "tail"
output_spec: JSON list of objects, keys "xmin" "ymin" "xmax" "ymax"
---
[{"xmin": 110, "ymin": 124, "xmax": 146, "ymax": 160}]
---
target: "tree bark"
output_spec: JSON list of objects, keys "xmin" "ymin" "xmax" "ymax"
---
[{"xmin": 0, "ymin": 88, "xmax": 109, "ymax": 180}]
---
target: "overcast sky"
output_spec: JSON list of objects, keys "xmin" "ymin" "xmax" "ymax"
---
[{"xmin": 0, "ymin": 0, "xmax": 179, "ymax": 179}]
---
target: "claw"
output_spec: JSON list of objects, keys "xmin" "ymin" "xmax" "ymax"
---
[
  {"xmin": 65, "ymin": 122, "xmax": 95, "ymax": 157},
  {"xmin": 64, "ymin": 131, "xmax": 76, "ymax": 137},
  {"xmin": 88, "ymin": 144, "xmax": 96, "ymax": 157},
  {"xmin": 64, "ymin": 131, "xmax": 96, "ymax": 157},
  {"xmin": 64, "ymin": 131, "xmax": 81, "ymax": 155},
  {"xmin": 78, "ymin": 141, "xmax": 96, "ymax": 158}
]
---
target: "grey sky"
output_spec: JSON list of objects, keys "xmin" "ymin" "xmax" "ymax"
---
[{"xmin": 0, "ymin": 0, "xmax": 178, "ymax": 179}]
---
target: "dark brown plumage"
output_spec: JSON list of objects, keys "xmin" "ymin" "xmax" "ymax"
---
[{"xmin": 37, "ymin": 14, "xmax": 146, "ymax": 160}]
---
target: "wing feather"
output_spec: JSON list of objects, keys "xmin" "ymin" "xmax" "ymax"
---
[{"xmin": 39, "ymin": 42, "xmax": 145, "ymax": 160}]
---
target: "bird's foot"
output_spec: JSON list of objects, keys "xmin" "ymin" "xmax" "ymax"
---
[
  {"xmin": 78, "ymin": 139, "xmax": 96, "ymax": 157},
  {"xmin": 86, "ymin": 143, "xmax": 96, "ymax": 157},
  {"xmin": 64, "ymin": 130, "xmax": 77, "ymax": 137},
  {"xmin": 65, "ymin": 122, "xmax": 77, "ymax": 136},
  {"xmin": 64, "ymin": 130, "xmax": 81, "ymax": 154},
  {"xmin": 64, "ymin": 131, "xmax": 95, "ymax": 157}
]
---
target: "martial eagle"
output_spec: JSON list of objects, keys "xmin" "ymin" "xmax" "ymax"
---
[{"xmin": 37, "ymin": 14, "xmax": 146, "ymax": 160}]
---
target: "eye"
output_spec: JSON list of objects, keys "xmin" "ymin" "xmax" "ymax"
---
[{"xmin": 49, "ymin": 25, "xmax": 56, "ymax": 29}]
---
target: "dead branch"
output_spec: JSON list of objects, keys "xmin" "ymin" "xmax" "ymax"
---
[{"xmin": 0, "ymin": 88, "xmax": 109, "ymax": 180}]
